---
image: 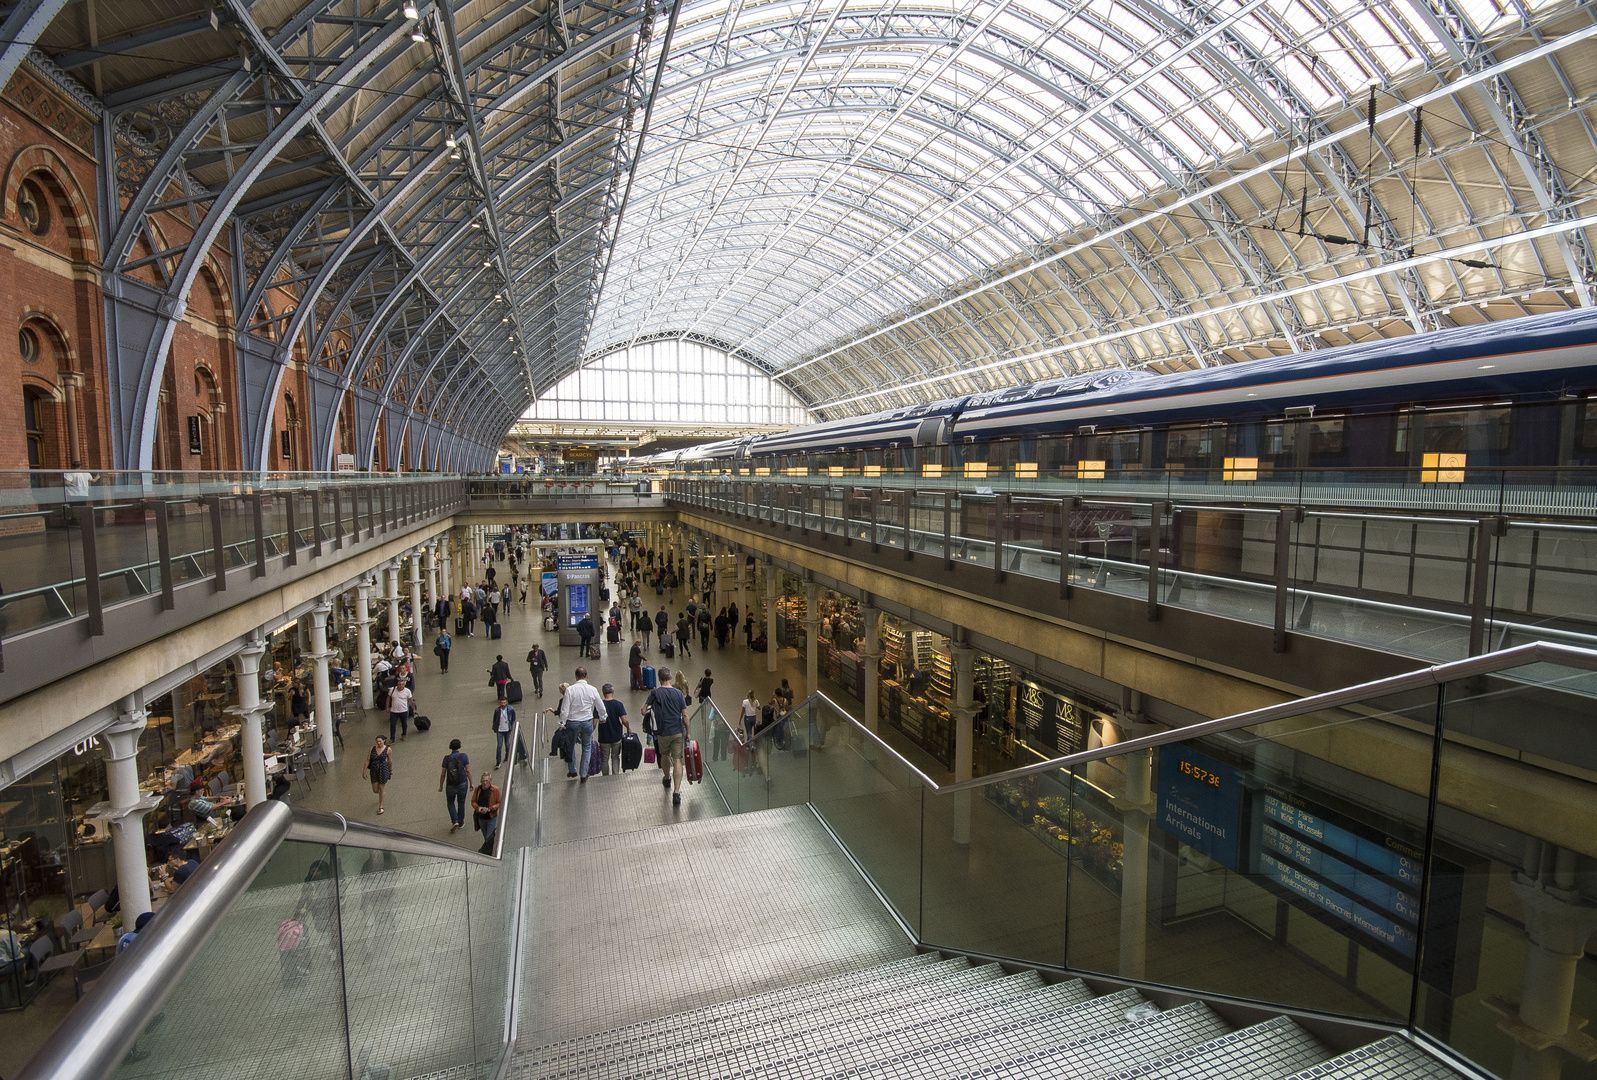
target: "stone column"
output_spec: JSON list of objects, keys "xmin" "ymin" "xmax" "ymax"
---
[
  {"xmin": 60, "ymin": 371, "xmax": 83, "ymax": 467},
  {"xmin": 951, "ymin": 640, "xmax": 977, "ymax": 844},
  {"xmin": 232, "ymin": 633, "xmax": 270, "ymax": 808},
  {"xmin": 1503, "ymin": 851, "xmax": 1597, "ymax": 1080},
  {"xmin": 355, "ymin": 580, "xmax": 375, "ymax": 711},
  {"xmin": 1118, "ymin": 742, "xmax": 1154, "ymax": 980},
  {"xmin": 309, "ymin": 597, "xmax": 336, "ymax": 763},
  {"xmin": 426, "ymin": 544, "xmax": 439, "ymax": 616},
  {"xmin": 408, "ymin": 550, "xmax": 424, "ymax": 647},
  {"xmin": 441, "ymin": 536, "xmax": 453, "ymax": 600},
  {"xmin": 765, "ymin": 561, "xmax": 778, "ymax": 674},
  {"xmin": 735, "ymin": 548, "xmax": 747, "ymax": 630},
  {"xmin": 862, "ymin": 597, "xmax": 881, "ymax": 734},
  {"xmin": 385, "ymin": 562, "xmax": 402, "ymax": 648},
  {"xmin": 804, "ymin": 578, "xmax": 819, "ymax": 698},
  {"xmin": 100, "ymin": 697, "xmax": 158, "ymax": 921}
]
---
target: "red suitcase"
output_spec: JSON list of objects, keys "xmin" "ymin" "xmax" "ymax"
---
[{"xmin": 684, "ymin": 739, "xmax": 704, "ymax": 784}]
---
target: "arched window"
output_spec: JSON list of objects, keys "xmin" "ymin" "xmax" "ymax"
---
[
  {"xmin": 17, "ymin": 177, "xmax": 50, "ymax": 237},
  {"xmin": 23, "ymin": 386, "xmax": 51, "ymax": 484},
  {"xmin": 527, "ymin": 339, "xmax": 810, "ymax": 425}
]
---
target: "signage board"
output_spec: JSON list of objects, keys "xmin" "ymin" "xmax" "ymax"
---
[
  {"xmin": 557, "ymin": 554, "xmax": 599, "ymax": 570},
  {"xmin": 1014, "ymin": 681, "xmax": 1090, "ymax": 757},
  {"xmin": 187, "ymin": 415, "xmax": 202, "ymax": 455},
  {"xmin": 1156, "ymin": 743, "xmax": 1243, "ymax": 870}
]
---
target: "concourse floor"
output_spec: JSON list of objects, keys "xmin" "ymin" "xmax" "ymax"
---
[{"xmin": 296, "ymin": 584, "xmax": 818, "ymax": 848}]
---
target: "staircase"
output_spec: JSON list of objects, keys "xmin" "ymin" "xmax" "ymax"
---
[{"xmin": 513, "ymin": 953, "xmax": 1462, "ymax": 1080}]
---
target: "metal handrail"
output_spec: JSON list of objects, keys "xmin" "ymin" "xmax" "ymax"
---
[
  {"xmin": 793, "ymin": 640, "xmax": 1597, "ymax": 798},
  {"xmin": 19, "ymin": 788, "xmax": 524, "ymax": 1080}
]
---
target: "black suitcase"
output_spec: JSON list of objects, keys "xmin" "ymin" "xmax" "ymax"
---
[
  {"xmin": 455, "ymin": 617, "xmax": 466, "ymax": 634},
  {"xmin": 488, "ymin": 623, "xmax": 502, "ymax": 640},
  {"xmin": 606, "ymin": 622, "xmax": 621, "ymax": 643},
  {"xmin": 413, "ymin": 715, "xmax": 431, "ymax": 732},
  {"xmin": 661, "ymin": 639, "xmax": 674, "ymax": 658},
  {"xmin": 621, "ymin": 732, "xmax": 643, "ymax": 771},
  {"xmin": 505, "ymin": 680, "xmax": 523, "ymax": 704}
]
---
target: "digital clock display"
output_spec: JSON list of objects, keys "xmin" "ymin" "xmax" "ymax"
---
[{"xmin": 1178, "ymin": 759, "xmax": 1221, "ymax": 787}]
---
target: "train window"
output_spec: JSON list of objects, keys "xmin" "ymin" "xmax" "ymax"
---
[
  {"xmin": 1038, "ymin": 435, "xmax": 1073, "ymax": 472},
  {"xmin": 1307, "ymin": 415, "xmax": 1346, "ymax": 456},
  {"xmin": 1264, "ymin": 421, "xmax": 1296, "ymax": 458},
  {"xmin": 1577, "ymin": 395, "xmax": 1597, "ymax": 451},
  {"xmin": 1424, "ymin": 404, "xmax": 1513, "ymax": 454},
  {"xmin": 1165, "ymin": 423, "xmax": 1219, "ymax": 462},
  {"xmin": 1102, "ymin": 430, "xmax": 1143, "ymax": 468}
]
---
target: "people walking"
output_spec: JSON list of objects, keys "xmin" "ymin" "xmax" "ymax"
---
[
  {"xmin": 387, "ymin": 679, "xmax": 414, "ymax": 743},
  {"xmin": 742, "ymin": 690, "xmax": 760, "ymax": 742},
  {"xmin": 715, "ymin": 609, "xmax": 729, "ymax": 650},
  {"xmin": 439, "ymin": 739, "xmax": 471, "ymax": 831},
  {"xmin": 675, "ymin": 613, "xmax": 693, "ymax": 657},
  {"xmin": 744, "ymin": 613, "xmax": 755, "ymax": 649},
  {"xmin": 472, "ymin": 772, "xmax": 502, "ymax": 852},
  {"xmin": 526, "ymin": 644, "xmax": 548, "ymax": 697},
  {"xmin": 491, "ymin": 696, "xmax": 516, "ymax": 768},
  {"xmin": 628, "ymin": 640, "xmax": 645, "ymax": 690},
  {"xmin": 558, "ymin": 667, "xmax": 605, "ymax": 783},
  {"xmin": 637, "ymin": 607, "xmax": 652, "ymax": 648},
  {"xmin": 598, "ymin": 684, "xmax": 629, "ymax": 776},
  {"xmin": 577, "ymin": 613, "xmax": 596, "ymax": 656},
  {"xmin": 696, "ymin": 669, "xmax": 715, "ymax": 709},
  {"xmin": 644, "ymin": 669, "xmax": 691, "ymax": 806},
  {"xmin": 434, "ymin": 629, "xmax": 451, "ymax": 672},
  {"xmin": 655, "ymin": 607, "xmax": 669, "ymax": 648},
  {"xmin": 363, "ymin": 735, "xmax": 393, "ymax": 815},
  {"xmin": 490, "ymin": 654, "xmax": 512, "ymax": 698},
  {"xmin": 697, "ymin": 607, "xmax": 712, "ymax": 653}
]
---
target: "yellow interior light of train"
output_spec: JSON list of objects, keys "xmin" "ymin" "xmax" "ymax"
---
[
  {"xmin": 964, "ymin": 461, "xmax": 988, "ymax": 478},
  {"xmin": 923, "ymin": 463, "xmax": 943, "ymax": 477},
  {"xmin": 1421, "ymin": 453, "xmax": 1466, "ymax": 483},
  {"xmin": 754, "ymin": 467, "xmax": 771, "ymax": 476},
  {"xmin": 786, "ymin": 466, "xmax": 808, "ymax": 477},
  {"xmin": 827, "ymin": 466, "xmax": 844, "ymax": 477},
  {"xmin": 1015, "ymin": 462, "xmax": 1037, "ymax": 477},
  {"xmin": 1223, "ymin": 457, "xmax": 1258, "ymax": 482},
  {"xmin": 864, "ymin": 465, "xmax": 882, "ymax": 477},
  {"xmin": 1078, "ymin": 460, "xmax": 1106, "ymax": 480}
]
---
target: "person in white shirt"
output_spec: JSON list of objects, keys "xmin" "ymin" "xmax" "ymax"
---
[
  {"xmin": 387, "ymin": 683, "xmax": 414, "ymax": 742},
  {"xmin": 557, "ymin": 667, "xmax": 606, "ymax": 783}
]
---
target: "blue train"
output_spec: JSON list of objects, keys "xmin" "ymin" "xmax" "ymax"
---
[{"xmin": 647, "ymin": 307, "xmax": 1597, "ymax": 477}]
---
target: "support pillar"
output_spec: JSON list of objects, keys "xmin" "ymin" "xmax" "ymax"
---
[
  {"xmin": 309, "ymin": 598, "xmax": 336, "ymax": 763},
  {"xmin": 355, "ymin": 580, "xmax": 375, "ymax": 711},
  {"xmin": 862, "ymin": 597, "xmax": 881, "ymax": 735},
  {"xmin": 442, "ymin": 535, "xmax": 453, "ymax": 600},
  {"xmin": 765, "ymin": 561, "xmax": 778, "ymax": 674},
  {"xmin": 232, "ymin": 633, "xmax": 270, "ymax": 808},
  {"xmin": 385, "ymin": 562, "xmax": 402, "ymax": 649},
  {"xmin": 804, "ymin": 578, "xmax": 819, "ymax": 698},
  {"xmin": 1118, "ymin": 744, "xmax": 1153, "ymax": 979},
  {"xmin": 426, "ymin": 544, "xmax": 439, "ymax": 617},
  {"xmin": 408, "ymin": 550, "xmax": 424, "ymax": 647},
  {"xmin": 951, "ymin": 640, "xmax": 977, "ymax": 845},
  {"xmin": 1499, "ymin": 853, "xmax": 1597, "ymax": 1080},
  {"xmin": 736, "ymin": 549, "xmax": 747, "ymax": 631},
  {"xmin": 99, "ymin": 697, "xmax": 158, "ymax": 921}
]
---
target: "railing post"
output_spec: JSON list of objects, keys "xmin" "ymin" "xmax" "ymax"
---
[
  {"xmin": 152, "ymin": 498, "xmax": 174, "ymax": 610},
  {"xmin": 251, "ymin": 493, "xmax": 266, "ymax": 578},
  {"xmin": 1273, "ymin": 506, "xmax": 1301, "ymax": 652},
  {"xmin": 994, "ymin": 494, "xmax": 1008, "ymax": 582},
  {"xmin": 365, "ymin": 486, "xmax": 375, "ymax": 540},
  {"xmin": 208, "ymin": 496, "xmax": 226, "ymax": 590},
  {"xmin": 332, "ymin": 489, "xmax": 343, "ymax": 550},
  {"xmin": 1059, "ymin": 498, "xmax": 1075, "ymax": 599},
  {"xmin": 76, "ymin": 504, "xmax": 103, "ymax": 636},
  {"xmin": 869, "ymin": 488, "xmax": 879, "ymax": 552},
  {"xmin": 1468, "ymin": 516, "xmax": 1506, "ymax": 656},
  {"xmin": 943, "ymin": 491, "xmax": 953, "ymax": 569},
  {"xmin": 1146, "ymin": 501, "xmax": 1164, "ymax": 620},
  {"xmin": 311, "ymin": 490, "xmax": 323, "ymax": 557},
  {"xmin": 284, "ymin": 493, "xmax": 298, "ymax": 566},
  {"xmin": 903, "ymin": 489, "xmax": 913, "ymax": 560}
]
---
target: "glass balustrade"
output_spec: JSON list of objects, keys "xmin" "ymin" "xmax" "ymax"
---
[{"xmin": 695, "ymin": 645, "xmax": 1597, "ymax": 1080}]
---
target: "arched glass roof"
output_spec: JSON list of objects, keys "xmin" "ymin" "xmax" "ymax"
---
[
  {"xmin": 527, "ymin": 338, "xmax": 813, "ymax": 424},
  {"xmin": 587, "ymin": 0, "xmax": 1597, "ymax": 420}
]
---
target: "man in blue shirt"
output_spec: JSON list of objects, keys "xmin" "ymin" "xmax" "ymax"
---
[
  {"xmin": 645, "ymin": 669, "xmax": 691, "ymax": 805},
  {"xmin": 166, "ymin": 854, "xmax": 201, "ymax": 886},
  {"xmin": 597, "ymin": 684, "xmax": 630, "ymax": 775}
]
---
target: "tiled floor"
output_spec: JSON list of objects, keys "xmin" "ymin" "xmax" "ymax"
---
[{"xmin": 518, "ymin": 804, "xmax": 915, "ymax": 1050}]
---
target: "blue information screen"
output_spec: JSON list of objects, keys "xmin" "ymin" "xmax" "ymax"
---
[
  {"xmin": 1156, "ymin": 744, "xmax": 1243, "ymax": 870},
  {"xmin": 558, "ymin": 554, "xmax": 599, "ymax": 570},
  {"xmin": 568, "ymin": 584, "xmax": 589, "ymax": 615}
]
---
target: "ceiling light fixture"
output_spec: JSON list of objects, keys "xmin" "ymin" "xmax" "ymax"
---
[
  {"xmin": 403, "ymin": 4, "xmax": 419, "ymax": 18},
  {"xmin": 411, "ymin": 30, "xmax": 425, "ymax": 41},
  {"xmin": 445, "ymin": 135, "xmax": 456, "ymax": 148}
]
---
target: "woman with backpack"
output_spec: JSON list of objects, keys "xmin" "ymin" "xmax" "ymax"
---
[{"xmin": 434, "ymin": 629, "xmax": 452, "ymax": 672}]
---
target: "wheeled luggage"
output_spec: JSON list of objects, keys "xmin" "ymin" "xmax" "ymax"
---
[
  {"xmin": 586, "ymin": 642, "xmax": 601, "ymax": 660},
  {"xmin": 684, "ymin": 739, "xmax": 703, "ymax": 784},
  {"xmin": 607, "ymin": 620, "xmax": 621, "ymax": 643},
  {"xmin": 543, "ymin": 615, "xmax": 556, "ymax": 631},
  {"xmin": 642, "ymin": 665, "xmax": 656, "ymax": 688},
  {"xmin": 488, "ymin": 622, "xmax": 502, "ymax": 640},
  {"xmin": 505, "ymin": 680, "xmax": 523, "ymax": 704},
  {"xmin": 621, "ymin": 732, "xmax": 643, "ymax": 771},
  {"xmin": 589, "ymin": 738, "xmax": 602, "ymax": 776},
  {"xmin": 661, "ymin": 639, "xmax": 675, "ymax": 658},
  {"xmin": 456, "ymin": 618, "xmax": 466, "ymax": 634},
  {"xmin": 412, "ymin": 715, "xmax": 432, "ymax": 732}
]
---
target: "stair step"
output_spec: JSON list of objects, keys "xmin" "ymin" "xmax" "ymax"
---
[
  {"xmin": 1107, "ymin": 1015, "xmax": 1329, "ymax": 1080},
  {"xmin": 783, "ymin": 985, "xmax": 1144, "ymax": 1080},
  {"xmin": 564, "ymin": 968, "xmax": 1053, "ymax": 1080},
  {"xmin": 1283, "ymin": 1035, "xmax": 1462, "ymax": 1080},
  {"xmin": 940, "ymin": 1000, "xmax": 1231, "ymax": 1080},
  {"xmin": 516, "ymin": 953, "xmax": 957, "ymax": 1069}
]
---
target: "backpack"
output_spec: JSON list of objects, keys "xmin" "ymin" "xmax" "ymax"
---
[{"xmin": 444, "ymin": 753, "xmax": 466, "ymax": 786}]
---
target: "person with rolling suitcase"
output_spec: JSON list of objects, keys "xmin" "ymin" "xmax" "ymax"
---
[
  {"xmin": 557, "ymin": 667, "xmax": 605, "ymax": 784},
  {"xmin": 628, "ymin": 641, "xmax": 645, "ymax": 691},
  {"xmin": 597, "ymin": 684, "xmax": 629, "ymax": 776},
  {"xmin": 643, "ymin": 668, "xmax": 690, "ymax": 806}
]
